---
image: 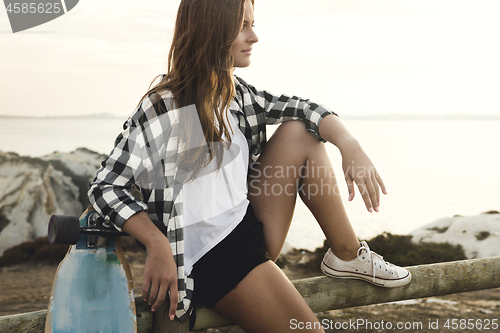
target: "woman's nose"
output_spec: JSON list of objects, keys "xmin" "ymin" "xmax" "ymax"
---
[{"xmin": 250, "ymin": 29, "xmax": 259, "ymax": 44}]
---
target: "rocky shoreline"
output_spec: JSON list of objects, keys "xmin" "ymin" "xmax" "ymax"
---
[{"xmin": 0, "ymin": 148, "xmax": 106, "ymax": 256}]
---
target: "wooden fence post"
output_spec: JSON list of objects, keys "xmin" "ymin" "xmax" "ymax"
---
[{"xmin": 152, "ymin": 298, "xmax": 190, "ymax": 333}]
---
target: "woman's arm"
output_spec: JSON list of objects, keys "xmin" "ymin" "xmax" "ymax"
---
[
  {"xmin": 236, "ymin": 77, "xmax": 386, "ymax": 212},
  {"xmin": 318, "ymin": 114, "xmax": 387, "ymax": 213},
  {"xmin": 88, "ymin": 94, "xmax": 180, "ymax": 318},
  {"xmin": 121, "ymin": 212, "xmax": 178, "ymax": 319},
  {"xmin": 235, "ymin": 75, "xmax": 336, "ymax": 142},
  {"xmin": 87, "ymin": 116, "xmax": 149, "ymax": 229}
]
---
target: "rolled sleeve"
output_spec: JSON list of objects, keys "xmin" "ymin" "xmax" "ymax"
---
[
  {"xmin": 88, "ymin": 183, "xmax": 147, "ymax": 230},
  {"xmin": 239, "ymin": 76, "xmax": 338, "ymax": 142},
  {"xmin": 301, "ymin": 102, "xmax": 336, "ymax": 142}
]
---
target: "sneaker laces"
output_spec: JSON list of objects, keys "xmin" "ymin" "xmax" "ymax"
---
[{"xmin": 357, "ymin": 241, "xmax": 396, "ymax": 283}]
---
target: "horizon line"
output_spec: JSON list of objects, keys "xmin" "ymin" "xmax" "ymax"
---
[{"xmin": 1, "ymin": 113, "xmax": 500, "ymax": 120}]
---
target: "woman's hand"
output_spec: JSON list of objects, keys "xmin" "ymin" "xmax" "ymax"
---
[
  {"xmin": 122, "ymin": 211, "xmax": 179, "ymax": 320},
  {"xmin": 338, "ymin": 138, "xmax": 387, "ymax": 212},
  {"xmin": 143, "ymin": 241, "xmax": 179, "ymax": 317},
  {"xmin": 318, "ymin": 115, "xmax": 387, "ymax": 212}
]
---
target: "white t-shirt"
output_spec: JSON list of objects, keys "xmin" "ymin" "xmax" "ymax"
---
[{"xmin": 182, "ymin": 110, "xmax": 250, "ymax": 275}]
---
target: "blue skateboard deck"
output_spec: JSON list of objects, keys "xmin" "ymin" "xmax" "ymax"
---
[{"xmin": 44, "ymin": 210, "xmax": 137, "ymax": 333}]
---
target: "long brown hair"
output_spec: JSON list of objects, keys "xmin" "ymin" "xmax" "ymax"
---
[{"xmin": 136, "ymin": 0, "xmax": 252, "ymax": 181}]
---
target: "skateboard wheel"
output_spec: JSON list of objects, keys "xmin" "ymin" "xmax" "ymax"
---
[{"xmin": 48, "ymin": 215, "xmax": 81, "ymax": 245}]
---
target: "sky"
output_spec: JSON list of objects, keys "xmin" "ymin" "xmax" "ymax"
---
[{"xmin": 1, "ymin": 0, "xmax": 500, "ymax": 117}]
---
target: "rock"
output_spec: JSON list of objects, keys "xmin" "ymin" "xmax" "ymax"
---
[
  {"xmin": 40, "ymin": 148, "xmax": 106, "ymax": 207},
  {"xmin": 0, "ymin": 148, "xmax": 105, "ymax": 256},
  {"xmin": 40, "ymin": 148, "xmax": 105, "ymax": 184},
  {"xmin": 409, "ymin": 213, "xmax": 500, "ymax": 259}
]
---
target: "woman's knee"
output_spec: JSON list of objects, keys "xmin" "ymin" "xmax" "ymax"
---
[
  {"xmin": 269, "ymin": 120, "xmax": 322, "ymax": 153},
  {"xmin": 274, "ymin": 120, "xmax": 309, "ymax": 139}
]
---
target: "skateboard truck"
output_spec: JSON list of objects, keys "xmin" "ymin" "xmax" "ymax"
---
[
  {"xmin": 87, "ymin": 213, "xmax": 102, "ymax": 247},
  {"xmin": 48, "ymin": 213, "xmax": 129, "ymax": 247}
]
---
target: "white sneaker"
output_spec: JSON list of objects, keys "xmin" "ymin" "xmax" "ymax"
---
[{"xmin": 321, "ymin": 241, "xmax": 411, "ymax": 288}]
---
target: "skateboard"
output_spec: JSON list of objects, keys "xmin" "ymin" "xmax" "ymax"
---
[{"xmin": 44, "ymin": 208, "xmax": 137, "ymax": 333}]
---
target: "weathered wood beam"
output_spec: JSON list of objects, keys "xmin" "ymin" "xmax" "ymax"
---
[
  {"xmin": 0, "ymin": 298, "xmax": 153, "ymax": 333},
  {"xmin": 0, "ymin": 310, "xmax": 46, "ymax": 333}
]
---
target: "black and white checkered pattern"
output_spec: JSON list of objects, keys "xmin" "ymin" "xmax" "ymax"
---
[{"xmin": 88, "ymin": 75, "xmax": 337, "ymax": 321}]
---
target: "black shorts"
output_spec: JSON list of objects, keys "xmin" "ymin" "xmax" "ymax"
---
[{"xmin": 190, "ymin": 203, "xmax": 271, "ymax": 308}]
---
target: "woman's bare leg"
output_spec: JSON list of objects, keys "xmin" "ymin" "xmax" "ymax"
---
[
  {"xmin": 248, "ymin": 120, "xmax": 360, "ymax": 261},
  {"xmin": 214, "ymin": 261, "xmax": 324, "ymax": 333}
]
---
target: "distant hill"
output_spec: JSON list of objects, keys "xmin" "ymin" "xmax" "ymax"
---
[
  {"xmin": 0, "ymin": 112, "xmax": 120, "ymax": 119},
  {"xmin": 341, "ymin": 114, "xmax": 500, "ymax": 121}
]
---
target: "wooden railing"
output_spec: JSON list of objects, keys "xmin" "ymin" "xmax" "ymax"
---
[{"xmin": 2, "ymin": 257, "xmax": 500, "ymax": 332}]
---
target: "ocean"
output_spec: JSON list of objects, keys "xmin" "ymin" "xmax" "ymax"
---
[{"xmin": 1, "ymin": 116, "xmax": 499, "ymax": 251}]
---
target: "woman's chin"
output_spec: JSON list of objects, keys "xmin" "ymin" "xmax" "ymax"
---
[{"xmin": 234, "ymin": 59, "xmax": 252, "ymax": 68}]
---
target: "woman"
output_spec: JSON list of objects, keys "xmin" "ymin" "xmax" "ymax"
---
[{"xmin": 88, "ymin": 0, "xmax": 411, "ymax": 331}]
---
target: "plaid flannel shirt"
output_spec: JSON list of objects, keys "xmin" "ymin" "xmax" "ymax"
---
[{"xmin": 88, "ymin": 75, "xmax": 337, "ymax": 320}]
